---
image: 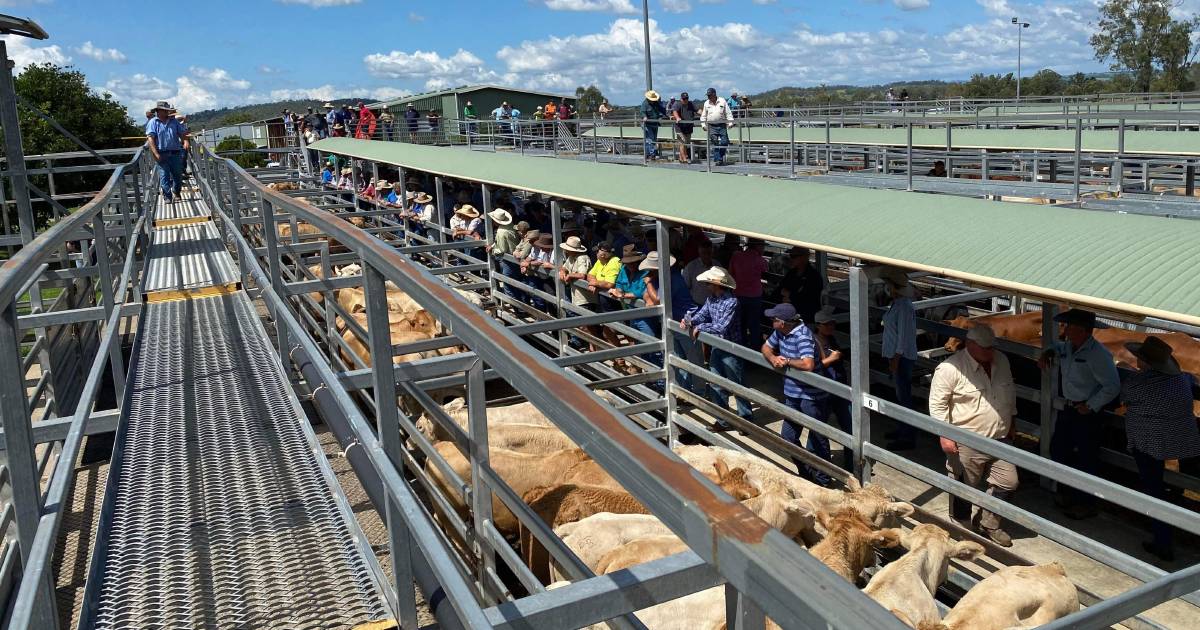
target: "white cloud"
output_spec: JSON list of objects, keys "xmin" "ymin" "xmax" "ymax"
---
[
  {"xmin": 75, "ymin": 41, "xmax": 128, "ymax": 63},
  {"xmin": 105, "ymin": 67, "xmax": 253, "ymax": 116},
  {"xmin": 408, "ymin": 12, "xmax": 425, "ymax": 22},
  {"xmin": 894, "ymin": 0, "xmax": 930, "ymax": 9},
  {"xmin": 364, "ymin": 48, "xmax": 500, "ymax": 90},
  {"xmin": 543, "ymin": 0, "xmax": 637, "ymax": 14},
  {"xmin": 274, "ymin": 0, "xmax": 361, "ymax": 6},
  {"xmin": 0, "ymin": 35, "xmax": 69, "ymax": 70},
  {"xmin": 661, "ymin": 0, "xmax": 691, "ymax": 12},
  {"xmin": 976, "ymin": 0, "xmax": 1012, "ymax": 16},
  {"xmin": 188, "ymin": 66, "xmax": 252, "ymax": 90}
]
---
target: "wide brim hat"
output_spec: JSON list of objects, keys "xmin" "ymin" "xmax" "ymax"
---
[
  {"xmin": 153, "ymin": 100, "xmax": 176, "ymax": 113},
  {"xmin": 375, "ymin": 180, "xmax": 390, "ymax": 189},
  {"xmin": 341, "ymin": 168, "xmax": 353, "ymax": 175},
  {"xmin": 323, "ymin": 102, "xmax": 334, "ymax": 108},
  {"xmin": 488, "ymin": 209, "xmax": 513, "ymax": 225},
  {"xmin": 391, "ymin": 181, "xmax": 404, "ymax": 189},
  {"xmin": 559, "ymin": 236, "xmax": 587, "ymax": 253},
  {"xmin": 1053, "ymin": 308, "xmax": 1110, "ymax": 329},
  {"xmin": 645, "ymin": 90, "xmax": 660, "ymax": 102},
  {"xmin": 525, "ymin": 230, "xmax": 542, "ymax": 242},
  {"xmin": 414, "ymin": 193, "xmax": 433, "ymax": 204},
  {"xmin": 620, "ymin": 244, "xmax": 646, "ymax": 264},
  {"xmin": 814, "ymin": 308, "xmax": 836, "ymax": 325},
  {"xmin": 1125, "ymin": 336, "xmax": 1181, "ymax": 375},
  {"xmin": 534, "ymin": 234, "xmax": 554, "ymax": 248},
  {"xmin": 638, "ymin": 250, "xmax": 675, "ymax": 271},
  {"xmin": 455, "ymin": 205, "xmax": 479, "ymax": 218},
  {"xmin": 696, "ymin": 266, "xmax": 736, "ymax": 290}
]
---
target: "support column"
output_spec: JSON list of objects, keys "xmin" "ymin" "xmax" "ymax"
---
[
  {"xmin": 849, "ymin": 266, "xmax": 872, "ymax": 483},
  {"xmin": 657, "ymin": 220, "xmax": 677, "ymax": 445},
  {"xmin": 466, "ymin": 359, "xmax": 496, "ymax": 602},
  {"xmin": 481, "ymin": 184, "xmax": 497, "ymax": 297},
  {"xmin": 1039, "ymin": 303, "xmax": 1059, "ymax": 491},
  {"xmin": 550, "ymin": 201, "xmax": 566, "ymax": 352}
]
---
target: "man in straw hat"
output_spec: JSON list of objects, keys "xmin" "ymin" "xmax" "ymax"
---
[
  {"xmin": 761, "ymin": 302, "xmax": 833, "ymax": 483},
  {"xmin": 145, "ymin": 100, "xmax": 190, "ymax": 203},
  {"xmin": 683, "ymin": 266, "xmax": 753, "ymax": 430},
  {"xmin": 640, "ymin": 89, "xmax": 666, "ymax": 160},
  {"xmin": 521, "ymin": 233, "xmax": 556, "ymax": 310},
  {"xmin": 1040, "ymin": 308, "xmax": 1120, "ymax": 519},
  {"xmin": 485, "ymin": 208, "xmax": 520, "ymax": 299},
  {"xmin": 878, "ymin": 266, "xmax": 920, "ymax": 450},
  {"xmin": 558, "ymin": 235, "xmax": 593, "ymax": 309},
  {"xmin": 1119, "ymin": 335, "xmax": 1200, "ymax": 561},
  {"xmin": 930, "ymin": 324, "xmax": 1018, "ymax": 546},
  {"xmin": 451, "ymin": 204, "xmax": 484, "ymax": 261}
]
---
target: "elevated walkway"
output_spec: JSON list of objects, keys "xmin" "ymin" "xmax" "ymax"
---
[{"xmin": 81, "ymin": 195, "xmax": 393, "ymax": 630}]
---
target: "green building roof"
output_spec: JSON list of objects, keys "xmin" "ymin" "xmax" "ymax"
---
[{"xmin": 312, "ymin": 137, "xmax": 1200, "ymax": 326}]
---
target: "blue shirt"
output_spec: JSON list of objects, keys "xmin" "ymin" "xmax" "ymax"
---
[
  {"xmin": 669, "ymin": 268, "xmax": 695, "ymax": 321},
  {"xmin": 615, "ymin": 266, "xmax": 648, "ymax": 300},
  {"xmin": 881, "ymin": 296, "xmax": 919, "ymax": 360},
  {"xmin": 686, "ymin": 292, "xmax": 741, "ymax": 343},
  {"xmin": 321, "ymin": 170, "xmax": 333, "ymax": 184},
  {"xmin": 767, "ymin": 324, "xmax": 824, "ymax": 400},
  {"xmin": 1055, "ymin": 337, "xmax": 1121, "ymax": 411},
  {"xmin": 386, "ymin": 190, "xmax": 398, "ymax": 204},
  {"xmin": 145, "ymin": 117, "xmax": 187, "ymax": 152}
]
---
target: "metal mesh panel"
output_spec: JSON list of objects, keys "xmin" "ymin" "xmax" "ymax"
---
[
  {"xmin": 144, "ymin": 222, "xmax": 239, "ymax": 293},
  {"xmin": 89, "ymin": 292, "xmax": 390, "ymax": 630}
]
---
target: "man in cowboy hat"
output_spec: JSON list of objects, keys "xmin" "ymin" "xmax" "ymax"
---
[
  {"xmin": 640, "ymin": 89, "xmax": 666, "ymax": 160},
  {"xmin": 930, "ymin": 324, "xmax": 1019, "ymax": 546},
  {"xmin": 558, "ymin": 235, "xmax": 593, "ymax": 308},
  {"xmin": 878, "ymin": 266, "xmax": 920, "ymax": 450},
  {"xmin": 378, "ymin": 105, "xmax": 394, "ymax": 141},
  {"xmin": 324, "ymin": 102, "xmax": 338, "ymax": 135},
  {"xmin": 1040, "ymin": 308, "xmax": 1120, "ymax": 519},
  {"xmin": 683, "ymin": 266, "xmax": 753, "ymax": 430},
  {"xmin": 486, "ymin": 208, "xmax": 520, "ymax": 298},
  {"xmin": 521, "ymin": 233, "xmax": 556, "ymax": 310},
  {"xmin": 401, "ymin": 192, "xmax": 435, "ymax": 237},
  {"xmin": 145, "ymin": 100, "xmax": 190, "ymax": 203},
  {"xmin": 1119, "ymin": 335, "xmax": 1200, "ymax": 560},
  {"xmin": 761, "ymin": 301, "xmax": 834, "ymax": 483}
]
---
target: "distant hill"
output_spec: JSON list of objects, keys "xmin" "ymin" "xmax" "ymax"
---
[
  {"xmin": 749, "ymin": 81, "xmax": 958, "ymax": 107},
  {"xmin": 186, "ymin": 97, "xmax": 379, "ymax": 130}
]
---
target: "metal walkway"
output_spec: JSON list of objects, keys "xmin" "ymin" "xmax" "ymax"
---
[{"xmin": 82, "ymin": 195, "xmax": 393, "ymax": 630}]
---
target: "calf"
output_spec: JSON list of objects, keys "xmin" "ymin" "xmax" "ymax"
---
[
  {"xmin": 810, "ymin": 507, "xmax": 902, "ymax": 583},
  {"xmin": 863, "ymin": 524, "xmax": 985, "ymax": 628},
  {"xmin": 943, "ymin": 311, "xmax": 1044, "ymax": 352},
  {"xmin": 932, "ymin": 562, "xmax": 1078, "ymax": 630},
  {"xmin": 414, "ymin": 398, "xmax": 558, "ymax": 445}
]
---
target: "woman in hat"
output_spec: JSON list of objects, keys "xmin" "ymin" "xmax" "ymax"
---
[
  {"xmin": 383, "ymin": 181, "xmax": 403, "ymax": 206},
  {"xmin": 631, "ymin": 251, "xmax": 678, "ymax": 384},
  {"xmin": 1120, "ymin": 336, "xmax": 1200, "ymax": 561},
  {"xmin": 683, "ymin": 266, "xmax": 754, "ymax": 429}
]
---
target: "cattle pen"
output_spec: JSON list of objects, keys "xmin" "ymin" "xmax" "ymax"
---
[{"xmin": 2, "ymin": 32, "xmax": 1200, "ymax": 630}]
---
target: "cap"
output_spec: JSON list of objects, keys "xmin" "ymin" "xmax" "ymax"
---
[
  {"xmin": 965, "ymin": 324, "xmax": 996, "ymax": 348},
  {"xmin": 764, "ymin": 303, "xmax": 800, "ymax": 322}
]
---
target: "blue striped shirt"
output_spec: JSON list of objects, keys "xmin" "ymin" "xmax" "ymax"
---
[
  {"xmin": 881, "ymin": 296, "xmax": 918, "ymax": 360},
  {"xmin": 767, "ymin": 324, "xmax": 824, "ymax": 400},
  {"xmin": 685, "ymin": 293, "xmax": 740, "ymax": 343}
]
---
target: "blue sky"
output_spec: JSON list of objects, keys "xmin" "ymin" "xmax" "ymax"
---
[{"xmin": 2, "ymin": 0, "xmax": 1197, "ymax": 115}]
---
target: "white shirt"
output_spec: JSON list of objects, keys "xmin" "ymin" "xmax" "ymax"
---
[{"xmin": 700, "ymin": 98, "xmax": 734, "ymax": 125}]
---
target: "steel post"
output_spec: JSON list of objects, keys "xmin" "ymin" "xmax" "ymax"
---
[
  {"xmin": 1115, "ymin": 118, "xmax": 1125, "ymax": 191},
  {"xmin": 551, "ymin": 201, "xmax": 566, "ymax": 353},
  {"xmin": 466, "ymin": 359, "xmax": 497, "ymax": 601},
  {"xmin": 849, "ymin": 266, "xmax": 871, "ymax": 482},
  {"xmin": 1073, "ymin": 117, "xmax": 1083, "ymax": 202},
  {"xmin": 482, "ymin": 184, "xmax": 497, "ymax": 297},
  {"xmin": 656, "ymin": 220, "xmax": 676, "ymax": 445},
  {"xmin": 260, "ymin": 197, "xmax": 289, "ymax": 354},
  {"xmin": 92, "ymin": 214, "xmax": 125, "ymax": 398},
  {"xmin": 789, "ymin": 118, "xmax": 795, "ymax": 176},
  {"xmin": 1039, "ymin": 303, "xmax": 1058, "ymax": 491},
  {"xmin": 905, "ymin": 123, "xmax": 913, "ymax": 191},
  {"xmin": 434, "ymin": 176, "xmax": 447, "ymax": 266}
]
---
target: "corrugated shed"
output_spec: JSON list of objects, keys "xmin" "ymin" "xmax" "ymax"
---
[
  {"xmin": 311, "ymin": 137, "xmax": 1200, "ymax": 325},
  {"xmin": 144, "ymin": 222, "xmax": 239, "ymax": 292}
]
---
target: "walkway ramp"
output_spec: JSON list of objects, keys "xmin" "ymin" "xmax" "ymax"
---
[{"xmin": 82, "ymin": 196, "xmax": 393, "ymax": 630}]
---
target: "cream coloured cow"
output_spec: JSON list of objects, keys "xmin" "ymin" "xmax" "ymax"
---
[
  {"xmin": 863, "ymin": 524, "xmax": 985, "ymax": 628},
  {"xmin": 930, "ymin": 563, "xmax": 1078, "ymax": 630}
]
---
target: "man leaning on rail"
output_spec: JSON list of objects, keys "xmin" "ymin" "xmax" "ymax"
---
[
  {"xmin": 930, "ymin": 324, "xmax": 1019, "ymax": 547},
  {"xmin": 1039, "ymin": 308, "xmax": 1121, "ymax": 521},
  {"xmin": 145, "ymin": 100, "xmax": 190, "ymax": 204}
]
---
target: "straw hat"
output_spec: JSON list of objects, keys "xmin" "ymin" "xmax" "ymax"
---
[
  {"xmin": 876, "ymin": 265, "xmax": 910, "ymax": 288},
  {"xmin": 525, "ymin": 229, "xmax": 541, "ymax": 242},
  {"xmin": 488, "ymin": 209, "xmax": 513, "ymax": 225},
  {"xmin": 455, "ymin": 205, "xmax": 479, "ymax": 218},
  {"xmin": 619, "ymin": 244, "xmax": 646, "ymax": 264},
  {"xmin": 645, "ymin": 90, "xmax": 660, "ymax": 102},
  {"xmin": 696, "ymin": 266, "xmax": 737, "ymax": 290},
  {"xmin": 1125, "ymin": 335, "xmax": 1181, "ymax": 375},
  {"xmin": 341, "ymin": 167, "xmax": 353, "ymax": 175},
  {"xmin": 559, "ymin": 235, "xmax": 587, "ymax": 253},
  {"xmin": 534, "ymin": 233, "xmax": 554, "ymax": 249},
  {"xmin": 391, "ymin": 181, "xmax": 403, "ymax": 189},
  {"xmin": 638, "ymin": 250, "xmax": 675, "ymax": 271},
  {"xmin": 414, "ymin": 192, "xmax": 433, "ymax": 204},
  {"xmin": 153, "ymin": 100, "xmax": 176, "ymax": 113},
  {"xmin": 323, "ymin": 102, "xmax": 334, "ymax": 109},
  {"xmin": 375, "ymin": 180, "xmax": 390, "ymax": 189}
]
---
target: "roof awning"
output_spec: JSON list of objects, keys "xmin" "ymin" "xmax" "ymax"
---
[{"xmin": 312, "ymin": 137, "xmax": 1200, "ymax": 326}]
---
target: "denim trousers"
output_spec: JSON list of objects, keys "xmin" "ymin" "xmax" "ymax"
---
[
  {"xmin": 706, "ymin": 347, "xmax": 753, "ymax": 420},
  {"xmin": 643, "ymin": 126, "xmax": 659, "ymax": 157},
  {"xmin": 738, "ymin": 295, "xmax": 763, "ymax": 349},
  {"xmin": 782, "ymin": 396, "xmax": 833, "ymax": 485},
  {"xmin": 157, "ymin": 151, "xmax": 185, "ymax": 199},
  {"xmin": 708, "ymin": 124, "xmax": 729, "ymax": 162}
]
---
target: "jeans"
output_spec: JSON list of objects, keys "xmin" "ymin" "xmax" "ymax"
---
[
  {"xmin": 828, "ymin": 395, "xmax": 854, "ymax": 470},
  {"xmin": 708, "ymin": 124, "xmax": 729, "ymax": 163},
  {"xmin": 1132, "ymin": 449, "xmax": 1172, "ymax": 550},
  {"xmin": 156, "ymin": 151, "xmax": 185, "ymax": 199},
  {"xmin": 737, "ymin": 295, "xmax": 763, "ymax": 349},
  {"xmin": 1049, "ymin": 406, "xmax": 1100, "ymax": 508},
  {"xmin": 643, "ymin": 125, "xmax": 659, "ymax": 158},
  {"xmin": 782, "ymin": 396, "xmax": 832, "ymax": 485},
  {"xmin": 890, "ymin": 356, "xmax": 916, "ymax": 443},
  {"xmin": 706, "ymin": 347, "xmax": 753, "ymax": 422},
  {"xmin": 381, "ymin": 124, "xmax": 393, "ymax": 141},
  {"xmin": 498, "ymin": 259, "xmax": 520, "ymax": 299},
  {"xmin": 672, "ymin": 333, "xmax": 698, "ymax": 393},
  {"xmin": 629, "ymin": 317, "xmax": 662, "ymax": 368}
]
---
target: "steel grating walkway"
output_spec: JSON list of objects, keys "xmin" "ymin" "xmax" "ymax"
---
[
  {"xmin": 143, "ymin": 221, "xmax": 239, "ymax": 294},
  {"xmin": 83, "ymin": 195, "xmax": 393, "ymax": 630}
]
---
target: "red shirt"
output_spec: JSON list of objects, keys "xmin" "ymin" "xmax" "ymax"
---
[{"xmin": 729, "ymin": 250, "xmax": 767, "ymax": 297}]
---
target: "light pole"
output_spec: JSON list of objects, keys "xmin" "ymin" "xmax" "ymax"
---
[
  {"xmin": 642, "ymin": 0, "xmax": 653, "ymax": 91},
  {"xmin": 1011, "ymin": 17, "xmax": 1030, "ymax": 101}
]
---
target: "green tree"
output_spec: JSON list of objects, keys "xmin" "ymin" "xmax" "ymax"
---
[
  {"xmin": 574, "ymin": 85, "xmax": 606, "ymax": 114},
  {"xmin": 961, "ymin": 73, "xmax": 1017, "ymax": 98},
  {"xmin": 6, "ymin": 63, "xmax": 141, "ymax": 227},
  {"xmin": 1091, "ymin": 0, "xmax": 1199, "ymax": 92},
  {"xmin": 1022, "ymin": 69, "xmax": 1065, "ymax": 96},
  {"xmin": 215, "ymin": 135, "xmax": 265, "ymax": 169}
]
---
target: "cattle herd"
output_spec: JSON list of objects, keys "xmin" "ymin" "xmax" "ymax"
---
[{"xmin": 262, "ymin": 201, "xmax": 1121, "ymax": 628}]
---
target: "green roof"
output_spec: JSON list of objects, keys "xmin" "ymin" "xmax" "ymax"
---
[
  {"xmin": 312, "ymin": 137, "xmax": 1200, "ymax": 326},
  {"xmin": 589, "ymin": 125, "xmax": 1200, "ymax": 155}
]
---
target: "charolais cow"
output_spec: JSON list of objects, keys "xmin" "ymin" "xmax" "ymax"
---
[
  {"xmin": 925, "ymin": 562, "xmax": 1078, "ymax": 630},
  {"xmin": 863, "ymin": 524, "xmax": 985, "ymax": 628}
]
